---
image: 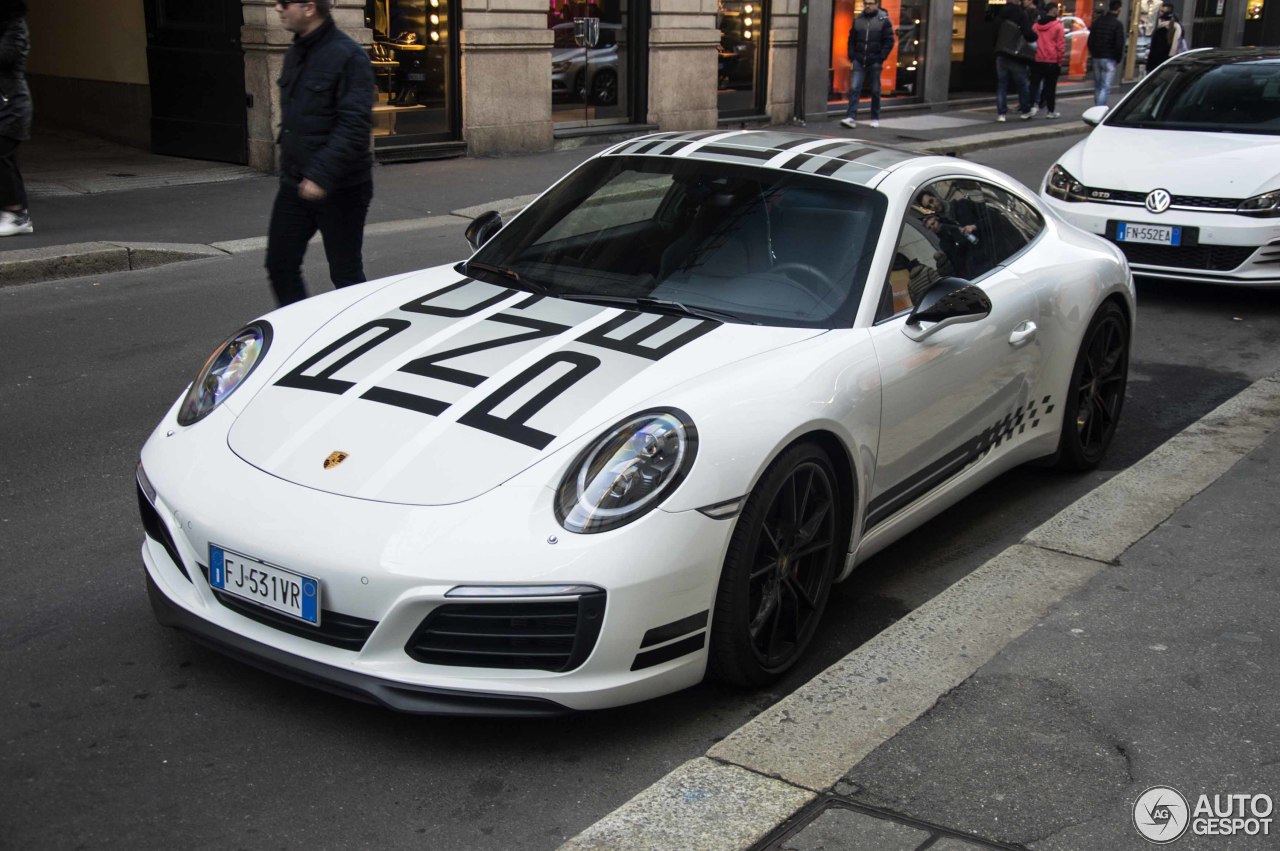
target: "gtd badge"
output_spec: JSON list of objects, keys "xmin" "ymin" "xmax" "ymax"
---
[
  {"xmin": 1134, "ymin": 786, "xmax": 1191, "ymax": 843},
  {"xmin": 1145, "ymin": 189, "xmax": 1172, "ymax": 214}
]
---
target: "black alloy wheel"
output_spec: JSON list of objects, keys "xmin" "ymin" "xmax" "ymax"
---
[
  {"xmin": 709, "ymin": 442, "xmax": 842, "ymax": 687},
  {"xmin": 1057, "ymin": 301, "xmax": 1129, "ymax": 471},
  {"xmin": 590, "ymin": 69, "xmax": 618, "ymax": 105}
]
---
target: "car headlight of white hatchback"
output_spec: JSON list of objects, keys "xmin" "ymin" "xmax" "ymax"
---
[
  {"xmin": 555, "ymin": 409, "xmax": 698, "ymax": 534},
  {"xmin": 1045, "ymin": 164, "xmax": 1088, "ymax": 202},
  {"xmin": 176, "ymin": 323, "xmax": 273, "ymax": 426},
  {"xmin": 1237, "ymin": 190, "xmax": 1280, "ymax": 218}
]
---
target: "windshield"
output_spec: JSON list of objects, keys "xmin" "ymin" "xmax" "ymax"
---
[
  {"xmin": 466, "ymin": 155, "xmax": 887, "ymax": 328},
  {"xmin": 1105, "ymin": 58, "xmax": 1280, "ymax": 134}
]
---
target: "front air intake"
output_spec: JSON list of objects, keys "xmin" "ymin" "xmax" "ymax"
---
[{"xmin": 405, "ymin": 593, "xmax": 606, "ymax": 672}]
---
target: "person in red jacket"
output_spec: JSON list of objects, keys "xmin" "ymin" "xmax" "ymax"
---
[{"xmin": 1031, "ymin": 2, "xmax": 1066, "ymax": 118}]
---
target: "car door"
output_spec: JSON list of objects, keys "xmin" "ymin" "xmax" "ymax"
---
[{"xmin": 864, "ymin": 178, "xmax": 1045, "ymax": 530}]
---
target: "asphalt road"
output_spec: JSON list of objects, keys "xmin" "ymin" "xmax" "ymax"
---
[{"xmin": 3, "ymin": 135, "xmax": 1280, "ymax": 849}]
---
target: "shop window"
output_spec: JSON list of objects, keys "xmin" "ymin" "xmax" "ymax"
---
[
  {"xmin": 828, "ymin": 0, "xmax": 926, "ymax": 110},
  {"xmin": 718, "ymin": 0, "xmax": 768, "ymax": 116},
  {"xmin": 366, "ymin": 0, "xmax": 458, "ymax": 142}
]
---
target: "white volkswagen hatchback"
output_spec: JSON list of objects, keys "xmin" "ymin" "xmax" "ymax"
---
[{"xmin": 1042, "ymin": 48, "xmax": 1280, "ymax": 287}]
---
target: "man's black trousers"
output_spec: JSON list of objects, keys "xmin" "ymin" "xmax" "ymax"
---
[{"xmin": 266, "ymin": 179, "xmax": 374, "ymax": 307}]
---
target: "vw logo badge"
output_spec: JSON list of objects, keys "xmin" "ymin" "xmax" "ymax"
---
[{"xmin": 1145, "ymin": 189, "xmax": 1172, "ymax": 214}]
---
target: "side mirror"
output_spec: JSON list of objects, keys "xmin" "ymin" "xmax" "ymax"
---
[
  {"xmin": 903, "ymin": 277, "xmax": 992, "ymax": 342},
  {"xmin": 465, "ymin": 210, "xmax": 504, "ymax": 251},
  {"xmin": 1081, "ymin": 105, "xmax": 1109, "ymax": 127}
]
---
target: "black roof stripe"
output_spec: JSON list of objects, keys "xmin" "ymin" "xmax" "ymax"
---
[
  {"xmin": 815, "ymin": 157, "xmax": 850, "ymax": 176},
  {"xmin": 697, "ymin": 144, "xmax": 777, "ymax": 160},
  {"xmin": 770, "ymin": 137, "xmax": 815, "ymax": 152},
  {"xmin": 780, "ymin": 153, "xmax": 815, "ymax": 170},
  {"xmin": 632, "ymin": 139, "xmax": 668, "ymax": 155}
]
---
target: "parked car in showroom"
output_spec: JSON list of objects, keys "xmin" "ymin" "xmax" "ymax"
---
[
  {"xmin": 139, "ymin": 130, "xmax": 1133, "ymax": 716},
  {"xmin": 1043, "ymin": 48, "xmax": 1280, "ymax": 286},
  {"xmin": 551, "ymin": 21, "xmax": 621, "ymax": 105}
]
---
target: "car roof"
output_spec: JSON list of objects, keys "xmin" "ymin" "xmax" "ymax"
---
[
  {"xmin": 602, "ymin": 130, "xmax": 926, "ymax": 188},
  {"xmin": 1171, "ymin": 47, "xmax": 1280, "ymax": 66}
]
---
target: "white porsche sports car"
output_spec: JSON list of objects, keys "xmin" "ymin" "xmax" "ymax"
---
[
  {"xmin": 139, "ymin": 130, "xmax": 1134, "ymax": 715},
  {"xmin": 1042, "ymin": 48, "xmax": 1280, "ymax": 287}
]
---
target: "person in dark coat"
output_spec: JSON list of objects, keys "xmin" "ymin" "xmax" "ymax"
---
[
  {"xmin": 0, "ymin": 0, "xmax": 32, "ymax": 237},
  {"xmin": 1146, "ymin": 2, "xmax": 1183, "ymax": 72},
  {"xmin": 839, "ymin": 0, "xmax": 895, "ymax": 130},
  {"xmin": 1087, "ymin": 0, "xmax": 1126, "ymax": 105},
  {"xmin": 993, "ymin": 0, "xmax": 1039, "ymax": 122},
  {"xmin": 266, "ymin": 0, "xmax": 375, "ymax": 307}
]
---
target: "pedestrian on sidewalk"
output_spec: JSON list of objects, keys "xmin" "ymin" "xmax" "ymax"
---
[
  {"xmin": 1146, "ymin": 2, "xmax": 1184, "ymax": 72},
  {"xmin": 0, "ymin": 0, "xmax": 32, "ymax": 238},
  {"xmin": 266, "ymin": 0, "xmax": 375, "ymax": 307},
  {"xmin": 1087, "ymin": 0, "xmax": 1126, "ymax": 106},
  {"xmin": 1031, "ymin": 2, "xmax": 1065, "ymax": 118},
  {"xmin": 993, "ymin": 0, "xmax": 1039, "ymax": 122},
  {"xmin": 839, "ymin": 0, "xmax": 895, "ymax": 130}
]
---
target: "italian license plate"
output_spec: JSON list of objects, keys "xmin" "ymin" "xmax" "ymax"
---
[
  {"xmin": 209, "ymin": 545, "xmax": 320, "ymax": 625},
  {"xmin": 1116, "ymin": 222, "xmax": 1182, "ymax": 246}
]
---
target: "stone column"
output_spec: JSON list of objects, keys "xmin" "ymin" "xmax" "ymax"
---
[
  {"xmin": 649, "ymin": 0, "xmax": 721, "ymax": 129},
  {"xmin": 241, "ymin": 0, "xmax": 371, "ymax": 172},
  {"xmin": 459, "ymin": 0, "xmax": 554, "ymax": 156},
  {"xmin": 922, "ymin": 0, "xmax": 952, "ymax": 107},
  {"xmin": 767, "ymin": 0, "xmax": 800, "ymax": 123}
]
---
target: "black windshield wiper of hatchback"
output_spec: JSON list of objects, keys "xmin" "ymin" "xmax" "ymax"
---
[
  {"xmin": 559, "ymin": 293, "xmax": 743, "ymax": 324},
  {"xmin": 460, "ymin": 260, "xmax": 550, "ymax": 295}
]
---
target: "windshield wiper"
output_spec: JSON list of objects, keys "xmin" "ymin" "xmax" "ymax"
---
[
  {"xmin": 461, "ymin": 260, "xmax": 550, "ymax": 295},
  {"xmin": 559, "ymin": 293, "xmax": 742, "ymax": 323}
]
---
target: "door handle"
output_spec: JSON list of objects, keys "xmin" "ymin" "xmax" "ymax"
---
[{"xmin": 1009, "ymin": 321, "xmax": 1037, "ymax": 347}]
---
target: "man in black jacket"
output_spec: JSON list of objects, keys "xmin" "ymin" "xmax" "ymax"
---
[
  {"xmin": 1087, "ymin": 0, "xmax": 1126, "ymax": 106},
  {"xmin": 839, "ymin": 0, "xmax": 895, "ymax": 130},
  {"xmin": 993, "ymin": 0, "xmax": 1038, "ymax": 122},
  {"xmin": 266, "ymin": 0, "xmax": 375, "ymax": 307}
]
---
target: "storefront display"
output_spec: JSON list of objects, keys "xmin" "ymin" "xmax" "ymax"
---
[
  {"xmin": 549, "ymin": 0, "xmax": 632, "ymax": 128},
  {"xmin": 829, "ymin": 0, "xmax": 925, "ymax": 110},
  {"xmin": 718, "ymin": 0, "xmax": 767, "ymax": 116},
  {"xmin": 365, "ymin": 0, "xmax": 458, "ymax": 143}
]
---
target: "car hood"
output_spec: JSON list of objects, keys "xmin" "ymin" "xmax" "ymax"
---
[
  {"xmin": 1067, "ymin": 126, "xmax": 1280, "ymax": 198},
  {"xmin": 228, "ymin": 267, "xmax": 824, "ymax": 506}
]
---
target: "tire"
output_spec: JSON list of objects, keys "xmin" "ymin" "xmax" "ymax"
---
[
  {"xmin": 1055, "ymin": 300, "xmax": 1130, "ymax": 471},
  {"xmin": 708, "ymin": 442, "xmax": 842, "ymax": 687}
]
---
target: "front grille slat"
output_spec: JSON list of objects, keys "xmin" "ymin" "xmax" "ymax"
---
[
  {"xmin": 406, "ymin": 594, "xmax": 606, "ymax": 672},
  {"xmin": 1113, "ymin": 241, "xmax": 1257, "ymax": 272},
  {"xmin": 1083, "ymin": 186, "xmax": 1242, "ymax": 210}
]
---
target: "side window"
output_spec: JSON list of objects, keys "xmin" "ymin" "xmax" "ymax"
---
[
  {"xmin": 914, "ymin": 180, "xmax": 996, "ymax": 280},
  {"xmin": 978, "ymin": 183, "xmax": 1044, "ymax": 266}
]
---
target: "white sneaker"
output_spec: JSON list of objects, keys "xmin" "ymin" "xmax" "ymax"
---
[
  {"xmin": 996, "ymin": 115, "xmax": 1007, "ymax": 123},
  {"xmin": 1030, "ymin": 106, "xmax": 1039, "ymax": 117},
  {"xmin": 1019, "ymin": 111, "xmax": 1033, "ymax": 120},
  {"xmin": 869, "ymin": 119, "xmax": 880, "ymax": 128},
  {"xmin": 1046, "ymin": 111, "xmax": 1061, "ymax": 118},
  {"xmin": 839, "ymin": 117, "xmax": 857, "ymax": 128},
  {"xmin": 0, "ymin": 210, "xmax": 33, "ymax": 237}
]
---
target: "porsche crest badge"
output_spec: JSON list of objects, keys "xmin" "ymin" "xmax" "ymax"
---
[{"xmin": 323, "ymin": 451, "xmax": 349, "ymax": 470}]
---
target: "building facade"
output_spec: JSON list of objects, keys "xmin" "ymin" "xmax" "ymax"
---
[{"xmin": 20, "ymin": 0, "xmax": 1280, "ymax": 169}]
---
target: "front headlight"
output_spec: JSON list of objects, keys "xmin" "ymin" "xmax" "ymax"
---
[
  {"xmin": 176, "ymin": 322, "xmax": 272, "ymax": 426},
  {"xmin": 551, "ymin": 61, "xmax": 571, "ymax": 73},
  {"xmin": 1237, "ymin": 190, "xmax": 1280, "ymax": 218},
  {"xmin": 1045, "ymin": 164, "xmax": 1088, "ymax": 202},
  {"xmin": 555, "ymin": 409, "xmax": 698, "ymax": 534}
]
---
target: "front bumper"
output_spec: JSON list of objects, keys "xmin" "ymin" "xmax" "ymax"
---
[
  {"xmin": 137, "ymin": 418, "xmax": 735, "ymax": 713},
  {"xmin": 1044, "ymin": 196, "xmax": 1280, "ymax": 287}
]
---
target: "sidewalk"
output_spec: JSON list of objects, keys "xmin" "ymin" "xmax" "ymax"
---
[
  {"xmin": 561, "ymin": 374, "xmax": 1280, "ymax": 851},
  {"xmin": 0, "ymin": 93, "xmax": 1107, "ymax": 287}
]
